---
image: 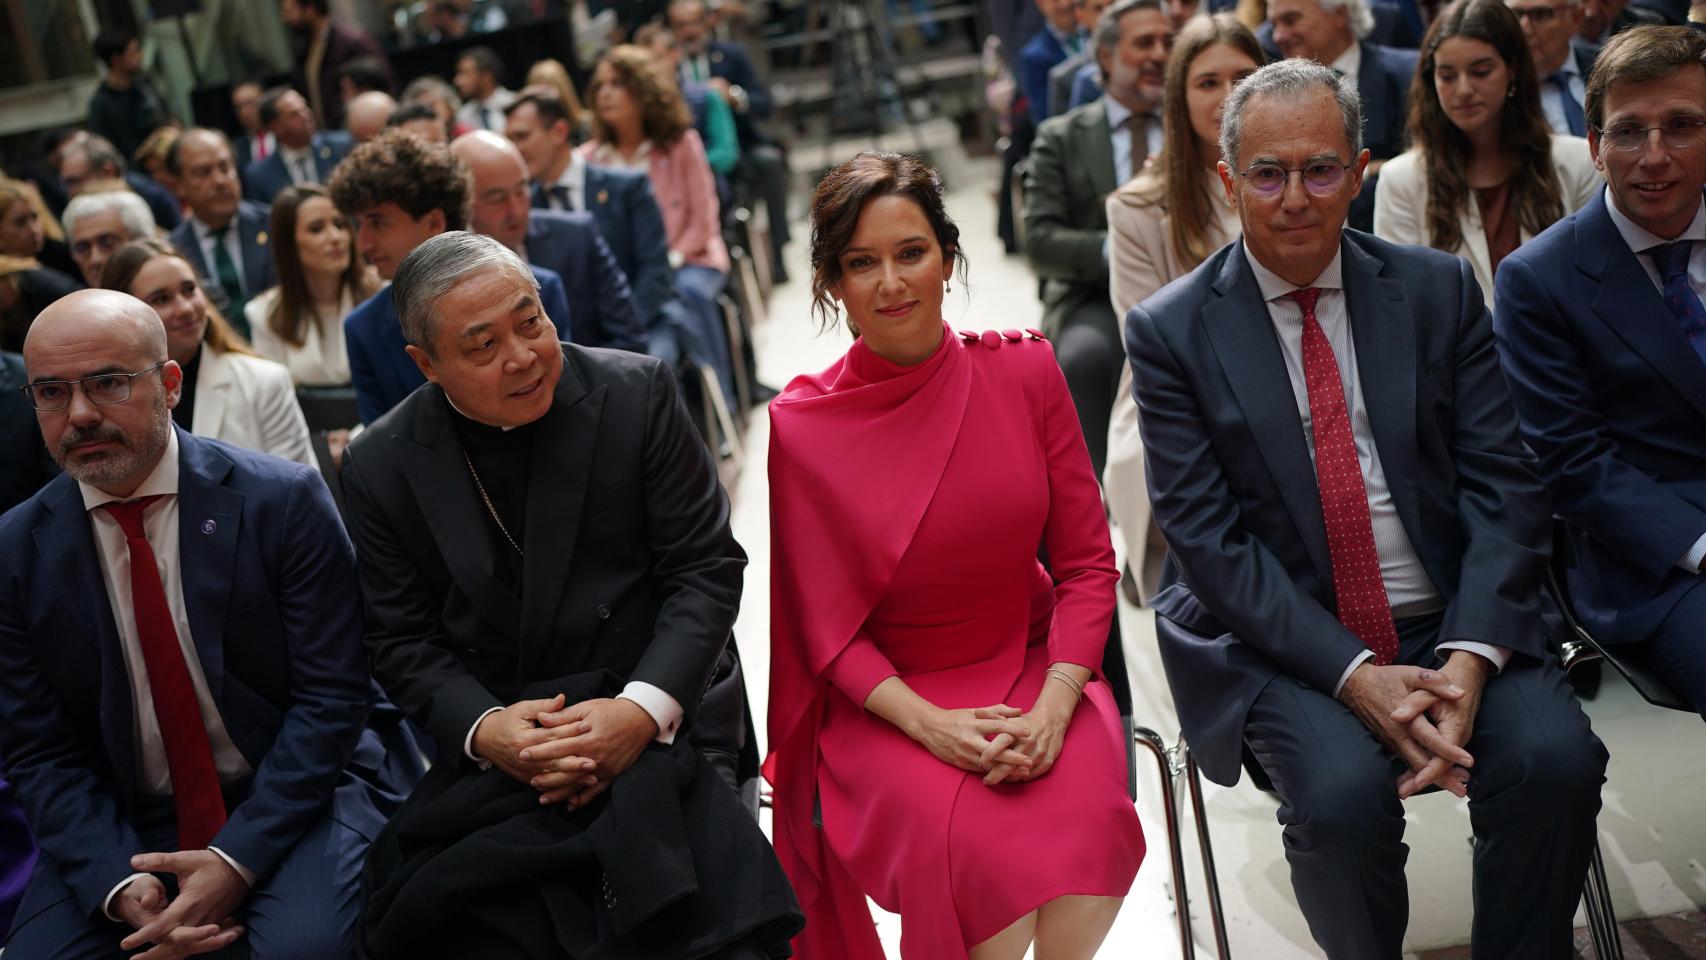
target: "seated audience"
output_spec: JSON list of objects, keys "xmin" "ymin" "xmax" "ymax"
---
[
  {"xmin": 581, "ymin": 45, "xmax": 737, "ymax": 406},
  {"xmin": 524, "ymin": 58, "xmax": 588, "ymax": 141},
  {"xmin": 1025, "ymin": 0, "xmax": 1174, "ymax": 478},
  {"xmin": 101, "ymin": 237, "xmax": 315, "ymax": 467},
  {"xmin": 637, "ymin": 23, "xmax": 742, "ymax": 177},
  {"xmin": 131, "ymin": 126, "xmax": 183, "ymax": 203},
  {"xmin": 243, "ymin": 87, "xmax": 353, "ymax": 204},
  {"xmin": 400, "ymin": 75, "xmax": 473, "ymax": 141},
  {"xmin": 167, "ymin": 129, "xmax": 277, "ymax": 336},
  {"xmin": 1257, "ymin": 0, "xmax": 1422, "ymax": 52},
  {"xmin": 0, "ymin": 288, "xmax": 401, "ymax": 958},
  {"xmin": 57, "ymin": 133, "xmax": 181, "ymax": 231},
  {"xmin": 336, "ymin": 55, "xmax": 392, "ymax": 104},
  {"xmin": 279, "ymin": 0, "xmax": 388, "ymax": 130},
  {"xmin": 246, "ymin": 184, "xmax": 377, "ymax": 386},
  {"xmin": 1505, "ymin": 0, "xmax": 1598, "ymax": 136},
  {"xmin": 386, "ymin": 102, "xmax": 451, "ymax": 144},
  {"xmin": 327, "ymin": 129, "xmax": 571, "ymax": 425},
  {"xmin": 1105, "ymin": 14, "xmax": 1260, "ymax": 602},
  {"xmin": 86, "ymin": 30, "xmax": 170, "ymax": 162},
  {"xmin": 0, "ymin": 179, "xmax": 77, "ymax": 286},
  {"xmin": 1050, "ymin": 0, "xmax": 1114, "ymax": 117},
  {"xmin": 452, "ymin": 131, "xmax": 646, "ymax": 352},
  {"xmin": 1578, "ymin": 0, "xmax": 1673, "ymax": 42},
  {"xmin": 0, "ymin": 255, "xmax": 79, "ymax": 353},
  {"xmin": 341, "ymin": 231, "xmax": 801, "ymax": 958},
  {"xmin": 1021, "ymin": 0, "xmax": 1092, "ymax": 123},
  {"xmin": 344, "ymin": 91, "xmax": 397, "ymax": 144},
  {"xmin": 230, "ymin": 81, "xmax": 276, "ymax": 173},
  {"xmin": 1493, "ymin": 25, "xmax": 1706, "ymax": 713},
  {"xmin": 767, "ymin": 151, "xmax": 1143, "ymax": 960},
  {"xmin": 1376, "ymin": 0, "xmax": 1598, "ymax": 304},
  {"xmin": 61, "ymin": 188, "xmax": 157, "ymax": 287},
  {"xmin": 1265, "ymin": 0, "xmax": 1419, "ymax": 230},
  {"xmin": 1125, "ymin": 58, "xmax": 1606, "ymax": 960},
  {"xmin": 453, "ymin": 46, "xmax": 516, "ymax": 132}
]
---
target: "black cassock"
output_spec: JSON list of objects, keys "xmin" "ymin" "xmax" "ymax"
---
[{"xmin": 342, "ymin": 343, "xmax": 801, "ymax": 959}]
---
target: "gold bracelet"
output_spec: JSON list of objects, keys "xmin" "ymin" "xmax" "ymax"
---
[{"xmin": 1046, "ymin": 668, "xmax": 1084, "ymax": 697}]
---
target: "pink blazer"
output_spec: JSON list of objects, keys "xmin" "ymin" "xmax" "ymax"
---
[{"xmin": 580, "ymin": 130, "xmax": 730, "ymax": 274}]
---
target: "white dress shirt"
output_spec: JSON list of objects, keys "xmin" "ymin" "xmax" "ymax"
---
[
  {"xmin": 83, "ymin": 430, "xmax": 256, "ymax": 914},
  {"xmin": 276, "ymin": 145, "xmax": 317, "ymax": 186},
  {"xmin": 457, "ymin": 87, "xmax": 517, "ymax": 132},
  {"xmin": 544, "ymin": 150, "xmax": 589, "ymax": 212},
  {"xmin": 1245, "ymin": 243, "xmax": 1514, "ymax": 691},
  {"xmin": 1602, "ymin": 187, "xmax": 1706, "ymax": 573},
  {"xmin": 1329, "ymin": 41, "xmax": 1362, "ymax": 80},
  {"xmin": 1538, "ymin": 53, "xmax": 1587, "ymax": 138},
  {"xmin": 190, "ymin": 215, "xmax": 249, "ymax": 296},
  {"xmin": 1104, "ymin": 95, "xmax": 1163, "ymax": 188}
]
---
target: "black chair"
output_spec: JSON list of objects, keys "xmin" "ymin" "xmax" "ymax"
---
[{"xmin": 295, "ymin": 385, "xmax": 360, "ymax": 433}]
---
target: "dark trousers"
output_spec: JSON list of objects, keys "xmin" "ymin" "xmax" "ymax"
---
[
  {"xmin": 1626, "ymin": 578, "xmax": 1706, "ymax": 714},
  {"xmin": 5, "ymin": 794, "xmax": 368, "ymax": 960},
  {"xmin": 1054, "ymin": 295, "xmax": 1122, "ymax": 479},
  {"xmin": 1244, "ymin": 614, "xmax": 1608, "ymax": 960}
]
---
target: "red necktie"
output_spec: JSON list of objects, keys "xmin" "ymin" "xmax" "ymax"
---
[
  {"xmin": 1288, "ymin": 288, "xmax": 1400, "ymax": 665},
  {"xmin": 102, "ymin": 497, "xmax": 228, "ymax": 850},
  {"xmin": 255, "ymin": 134, "xmax": 269, "ymax": 160}
]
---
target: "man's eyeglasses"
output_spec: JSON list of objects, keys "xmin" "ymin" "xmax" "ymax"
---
[
  {"xmin": 1508, "ymin": 5, "xmax": 1567, "ymax": 23},
  {"xmin": 21, "ymin": 364, "xmax": 165, "ymax": 412},
  {"xmin": 70, "ymin": 232, "xmax": 124, "ymax": 259},
  {"xmin": 1237, "ymin": 160, "xmax": 1354, "ymax": 199},
  {"xmin": 1596, "ymin": 117, "xmax": 1706, "ymax": 152}
]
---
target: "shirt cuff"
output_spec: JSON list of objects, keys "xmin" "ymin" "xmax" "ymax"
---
[
  {"xmin": 1679, "ymin": 531, "xmax": 1706, "ymax": 574},
  {"xmin": 1332, "ymin": 649, "xmax": 1376, "ymax": 697},
  {"xmin": 103, "ymin": 873, "xmax": 150, "ymax": 921},
  {"xmin": 208, "ymin": 847, "xmax": 256, "ymax": 887},
  {"xmin": 618, "ymin": 681, "xmax": 684, "ymax": 745},
  {"xmin": 1436, "ymin": 641, "xmax": 1513, "ymax": 673},
  {"xmin": 465, "ymin": 705, "xmax": 505, "ymax": 770}
]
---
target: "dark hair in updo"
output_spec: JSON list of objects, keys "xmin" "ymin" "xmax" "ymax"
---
[{"xmin": 808, "ymin": 151, "xmax": 967, "ymax": 334}]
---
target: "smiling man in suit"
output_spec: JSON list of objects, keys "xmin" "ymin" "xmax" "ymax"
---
[
  {"xmin": 1493, "ymin": 25, "xmax": 1706, "ymax": 713},
  {"xmin": 1125, "ymin": 59, "xmax": 1605, "ymax": 959},
  {"xmin": 242, "ymin": 87, "xmax": 353, "ymax": 205},
  {"xmin": 341, "ymin": 232, "xmax": 799, "ymax": 959},
  {"xmin": 0, "ymin": 289, "xmax": 394, "ymax": 958},
  {"xmin": 167, "ymin": 129, "xmax": 276, "ymax": 339}
]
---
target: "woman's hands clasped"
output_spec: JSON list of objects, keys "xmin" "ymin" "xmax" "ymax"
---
[
  {"xmin": 976, "ymin": 662, "xmax": 1091, "ymax": 786},
  {"xmin": 909, "ymin": 705, "xmax": 1036, "ymax": 778}
]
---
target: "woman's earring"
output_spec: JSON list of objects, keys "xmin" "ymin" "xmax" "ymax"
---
[
  {"xmin": 945, "ymin": 280, "xmax": 952, "ymax": 293},
  {"xmin": 1507, "ymin": 86, "xmax": 1516, "ymax": 99}
]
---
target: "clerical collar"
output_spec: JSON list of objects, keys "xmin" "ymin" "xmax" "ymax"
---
[{"xmin": 443, "ymin": 392, "xmax": 534, "ymax": 435}]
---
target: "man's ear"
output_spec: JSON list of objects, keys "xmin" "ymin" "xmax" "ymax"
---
[
  {"xmin": 1217, "ymin": 160, "xmax": 1239, "ymax": 207},
  {"xmin": 424, "ymin": 208, "xmax": 448, "ymax": 236},
  {"xmin": 160, "ymin": 360, "xmax": 184, "ymax": 409},
  {"xmin": 405, "ymin": 344, "xmax": 437, "ymax": 384}
]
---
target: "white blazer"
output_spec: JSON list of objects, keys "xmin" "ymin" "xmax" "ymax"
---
[
  {"xmin": 1373, "ymin": 134, "xmax": 1601, "ymax": 305},
  {"xmin": 191, "ymin": 346, "xmax": 316, "ymax": 468},
  {"xmin": 245, "ymin": 286, "xmax": 355, "ymax": 387}
]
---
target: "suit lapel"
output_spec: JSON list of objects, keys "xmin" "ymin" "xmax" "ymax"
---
[
  {"xmin": 1077, "ymin": 106, "xmax": 1117, "ymax": 201},
  {"xmin": 517, "ymin": 350, "xmax": 601, "ymax": 677},
  {"xmin": 1579, "ymin": 194, "xmax": 1706, "ymax": 420},
  {"xmin": 1341, "ymin": 238, "xmax": 1426, "ymax": 552},
  {"xmin": 241, "ymin": 206, "xmax": 270, "ymax": 289},
  {"xmin": 1201, "ymin": 246, "xmax": 1335, "ymax": 586},
  {"xmin": 175, "ymin": 431, "xmax": 239, "ymax": 702},
  {"xmin": 396, "ymin": 395, "xmax": 522, "ymax": 638}
]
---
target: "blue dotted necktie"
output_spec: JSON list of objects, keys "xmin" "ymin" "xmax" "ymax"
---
[
  {"xmin": 1547, "ymin": 72, "xmax": 1586, "ymax": 137},
  {"xmin": 1650, "ymin": 240, "xmax": 1706, "ymax": 370}
]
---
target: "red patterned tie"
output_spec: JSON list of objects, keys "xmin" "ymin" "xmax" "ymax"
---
[
  {"xmin": 1288, "ymin": 288, "xmax": 1400, "ymax": 665},
  {"xmin": 102, "ymin": 497, "xmax": 228, "ymax": 850}
]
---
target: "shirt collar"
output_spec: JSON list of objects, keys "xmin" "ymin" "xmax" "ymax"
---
[
  {"xmin": 1105, "ymin": 95, "xmax": 1133, "ymax": 132},
  {"xmin": 1553, "ymin": 48, "xmax": 1582, "ymax": 79},
  {"xmin": 80, "ymin": 426, "xmax": 180, "ymax": 512},
  {"xmin": 1044, "ymin": 20, "xmax": 1079, "ymax": 49},
  {"xmin": 1330, "ymin": 42, "xmax": 1361, "ymax": 79},
  {"xmin": 1244, "ymin": 239, "xmax": 1346, "ymax": 302},
  {"xmin": 190, "ymin": 214, "xmax": 230, "ymax": 242},
  {"xmin": 1603, "ymin": 185, "xmax": 1706, "ymax": 252}
]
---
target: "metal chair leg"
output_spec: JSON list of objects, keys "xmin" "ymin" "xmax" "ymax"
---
[
  {"xmin": 1582, "ymin": 838, "xmax": 1623, "ymax": 959},
  {"xmin": 1183, "ymin": 747, "xmax": 1232, "ymax": 959},
  {"xmin": 1135, "ymin": 726, "xmax": 1197, "ymax": 960}
]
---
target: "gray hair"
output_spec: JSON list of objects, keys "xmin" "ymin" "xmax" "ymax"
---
[
  {"xmin": 1094, "ymin": 0, "xmax": 1167, "ymax": 56},
  {"xmin": 403, "ymin": 75, "xmax": 463, "ymax": 113},
  {"xmin": 1218, "ymin": 58, "xmax": 1362, "ymax": 170},
  {"xmin": 390, "ymin": 231, "xmax": 539, "ymax": 353},
  {"xmin": 1318, "ymin": 0, "xmax": 1375, "ymax": 39},
  {"xmin": 61, "ymin": 190, "xmax": 155, "ymax": 240}
]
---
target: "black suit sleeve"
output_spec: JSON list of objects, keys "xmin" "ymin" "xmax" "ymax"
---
[
  {"xmin": 1126, "ymin": 304, "xmax": 1368, "ymax": 695},
  {"xmin": 629, "ymin": 360, "xmax": 745, "ymax": 719},
  {"xmin": 342, "ymin": 445, "xmax": 504, "ymax": 759}
]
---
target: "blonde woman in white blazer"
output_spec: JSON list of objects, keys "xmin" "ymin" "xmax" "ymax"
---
[
  {"xmin": 101, "ymin": 237, "xmax": 316, "ymax": 468},
  {"xmin": 1104, "ymin": 15, "xmax": 1264, "ymax": 603},
  {"xmin": 1374, "ymin": 0, "xmax": 1601, "ymax": 306}
]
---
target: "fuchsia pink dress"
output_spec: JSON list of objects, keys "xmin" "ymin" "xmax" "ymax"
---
[{"xmin": 766, "ymin": 323, "xmax": 1145, "ymax": 958}]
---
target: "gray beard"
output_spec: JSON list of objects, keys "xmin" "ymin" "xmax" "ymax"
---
[{"xmin": 55, "ymin": 392, "xmax": 172, "ymax": 489}]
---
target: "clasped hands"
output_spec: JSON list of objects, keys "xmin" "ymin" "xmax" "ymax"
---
[
  {"xmin": 1338, "ymin": 651, "xmax": 1492, "ymax": 800},
  {"xmin": 111, "ymin": 851, "xmax": 248, "ymax": 959},
  {"xmin": 472, "ymin": 694, "xmax": 659, "ymax": 809},
  {"xmin": 907, "ymin": 663, "xmax": 1088, "ymax": 788}
]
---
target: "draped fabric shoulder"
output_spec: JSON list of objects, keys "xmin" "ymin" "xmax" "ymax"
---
[{"xmin": 764, "ymin": 327, "xmax": 971, "ymax": 958}]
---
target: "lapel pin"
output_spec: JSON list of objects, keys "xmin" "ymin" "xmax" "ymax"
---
[
  {"xmin": 712, "ymin": 50, "xmax": 723, "ymax": 64},
  {"xmin": 257, "ymin": 231, "xmax": 269, "ymax": 245},
  {"xmin": 596, "ymin": 189, "xmax": 609, "ymax": 205},
  {"xmin": 319, "ymin": 146, "xmax": 330, "ymax": 159},
  {"xmin": 201, "ymin": 519, "xmax": 217, "ymax": 535}
]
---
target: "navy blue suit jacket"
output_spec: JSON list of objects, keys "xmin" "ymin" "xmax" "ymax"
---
[
  {"xmin": 242, "ymin": 132, "xmax": 352, "ymax": 205},
  {"xmin": 125, "ymin": 173, "xmax": 182, "ymax": 231},
  {"xmin": 1258, "ymin": 3, "xmax": 1420, "ymax": 58},
  {"xmin": 533, "ymin": 165, "xmax": 677, "ymax": 326},
  {"xmin": 704, "ymin": 40, "xmax": 772, "ymax": 121},
  {"xmin": 0, "ymin": 353, "xmax": 56, "ymax": 515},
  {"xmin": 1019, "ymin": 27, "xmax": 1075, "ymax": 124},
  {"xmin": 168, "ymin": 201, "xmax": 278, "ymax": 313},
  {"xmin": 0, "ymin": 429, "xmax": 380, "ymax": 917},
  {"xmin": 346, "ymin": 265, "xmax": 573, "ymax": 426},
  {"xmin": 526, "ymin": 210, "xmax": 646, "ymax": 352},
  {"xmin": 1492, "ymin": 190, "xmax": 1706, "ymax": 647},
  {"xmin": 1125, "ymin": 233, "xmax": 1553, "ymax": 785}
]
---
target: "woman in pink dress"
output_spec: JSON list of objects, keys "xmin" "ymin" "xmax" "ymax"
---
[{"xmin": 767, "ymin": 152, "xmax": 1145, "ymax": 960}]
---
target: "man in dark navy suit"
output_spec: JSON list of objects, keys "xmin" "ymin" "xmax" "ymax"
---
[
  {"xmin": 1493, "ymin": 25, "xmax": 1706, "ymax": 713},
  {"xmin": 1, "ymin": 290, "xmax": 399, "ymax": 957},
  {"xmin": 454, "ymin": 131, "xmax": 646, "ymax": 353},
  {"xmin": 243, "ymin": 87, "xmax": 353, "ymax": 205},
  {"xmin": 1126, "ymin": 60, "xmax": 1604, "ymax": 959},
  {"xmin": 56, "ymin": 134, "xmax": 180, "ymax": 232},
  {"xmin": 166, "ymin": 129, "xmax": 276, "ymax": 339},
  {"xmin": 330, "ymin": 130, "xmax": 571, "ymax": 426}
]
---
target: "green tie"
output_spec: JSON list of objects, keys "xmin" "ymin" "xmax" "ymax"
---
[{"xmin": 211, "ymin": 226, "xmax": 248, "ymax": 336}]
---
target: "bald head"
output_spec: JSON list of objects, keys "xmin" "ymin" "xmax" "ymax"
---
[
  {"xmin": 451, "ymin": 130, "xmax": 534, "ymax": 251},
  {"xmin": 346, "ymin": 91, "xmax": 398, "ymax": 144},
  {"xmin": 25, "ymin": 289, "xmax": 167, "ymax": 368}
]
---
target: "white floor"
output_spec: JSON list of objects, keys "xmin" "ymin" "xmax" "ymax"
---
[{"xmin": 731, "ymin": 154, "xmax": 1706, "ymax": 958}]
